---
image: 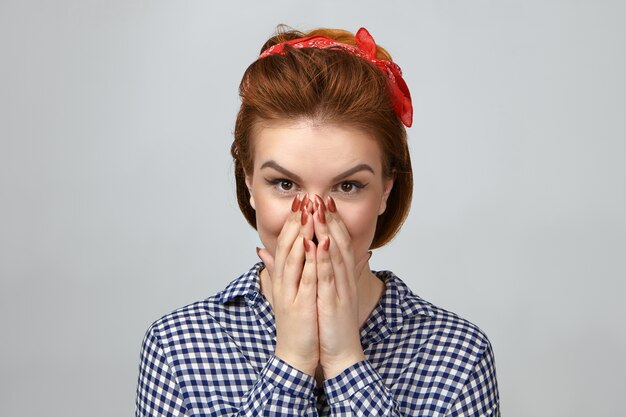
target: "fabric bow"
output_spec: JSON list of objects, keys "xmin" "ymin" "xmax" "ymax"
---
[{"xmin": 258, "ymin": 27, "xmax": 413, "ymax": 127}]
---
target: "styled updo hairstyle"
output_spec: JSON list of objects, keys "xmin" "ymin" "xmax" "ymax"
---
[{"xmin": 232, "ymin": 27, "xmax": 413, "ymax": 249}]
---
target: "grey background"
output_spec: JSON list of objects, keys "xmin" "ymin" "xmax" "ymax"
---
[{"xmin": 1, "ymin": 0, "xmax": 624, "ymax": 416}]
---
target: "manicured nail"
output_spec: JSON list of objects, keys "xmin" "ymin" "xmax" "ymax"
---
[
  {"xmin": 313, "ymin": 194, "xmax": 323, "ymax": 211},
  {"xmin": 301, "ymin": 210, "xmax": 309, "ymax": 225},
  {"xmin": 327, "ymin": 196, "xmax": 337, "ymax": 213},
  {"xmin": 300, "ymin": 194, "xmax": 310, "ymax": 212},
  {"xmin": 256, "ymin": 247, "xmax": 261, "ymax": 258},
  {"xmin": 291, "ymin": 195, "xmax": 301, "ymax": 212},
  {"xmin": 303, "ymin": 237, "xmax": 311, "ymax": 252},
  {"xmin": 316, "ymin": 202, "xmax": 326, "ymax": 224},
  {"xmin": 314, "ymin": 194, "xmax": 326, "ymax": 210},
  {"xmin": 321, "ymin": 237, "xmax": 330, "ymax": 251}
]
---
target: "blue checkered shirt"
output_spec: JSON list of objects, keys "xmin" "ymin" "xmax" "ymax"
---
[{"xmin": 136, "ymin": 262, "xmax": 500, "ymax": 416}]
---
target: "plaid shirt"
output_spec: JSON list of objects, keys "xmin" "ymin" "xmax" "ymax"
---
[{"xmin": 136, "ymin": 262, "xmax": 500, "ymax": 416}]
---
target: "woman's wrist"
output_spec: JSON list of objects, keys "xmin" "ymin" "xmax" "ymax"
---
[
  {"xmin": 274, "ymin": 351, "xmax": 318, "ymax": 377},
  {"xmin": 322, "ymin": 352, "xmax": 367, "ymax": 380}
]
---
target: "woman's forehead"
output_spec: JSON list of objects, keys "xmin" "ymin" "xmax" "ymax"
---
[{"xmin": 251, "ymin": 120, "xmax": 383, "ymax": 168}]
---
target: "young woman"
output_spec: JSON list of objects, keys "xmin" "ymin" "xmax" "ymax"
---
[{"xmin": 136, "ymin": 27, "xmax": 500, "ymax": 416}]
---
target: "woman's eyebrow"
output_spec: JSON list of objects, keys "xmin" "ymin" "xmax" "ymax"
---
[
  {"xmin": 260, "ymin": 160, "xmax": 375, "ymax": 183},
  {"xmin": 260, "ymin": 160, "xmax": 303, "ymax": 182},
  {"xmin": 331, "ymin": 164, "xmax": 375, "ymax": 182}
]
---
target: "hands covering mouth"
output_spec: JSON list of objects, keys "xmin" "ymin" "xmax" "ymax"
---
[{"xmin": 256, "ymin": 194, "xmax": 371, "ymax": 381}]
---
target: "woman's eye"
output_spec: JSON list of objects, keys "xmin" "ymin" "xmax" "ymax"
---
[
  {"xmin": 278, "ymin": 180, "xmax": 293, "ymax": 191},
  {"xmin": 336, "ymin": 181, "xmax": 366, "ymax": 194},
  {"xmin": 265, "ymin": 178, "xmax": 297, "ymax": 193},
  {"xmin": 340, "ymin": 182, "xmax": 355, "ymax": 192}
]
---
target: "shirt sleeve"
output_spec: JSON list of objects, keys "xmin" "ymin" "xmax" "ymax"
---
[
  {"xmin": 135, "ymin": 329, "xmax": 188, "ymax": 416},
  {"xmin": 135, "ymin": 326, "xmax": 319, "ymax": 416},
  {"xmin": 236, "ymin": 355, "xmax": 319, "ymax": 416},
  {"xmin": 322, "ymin": 340, "xmax": 500, "ymax": 417},
  {"xmin": 445, "ymin": 340, "xmax": 500, "ymax": 417},
  {"xmin": 322, "ymin": 359, "xmax": 403, "ymax": 416}
]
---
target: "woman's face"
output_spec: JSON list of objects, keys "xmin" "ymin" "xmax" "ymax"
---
[{"xmin": 245, "ymin": 120, "xmax": 394, "ymax": 261}]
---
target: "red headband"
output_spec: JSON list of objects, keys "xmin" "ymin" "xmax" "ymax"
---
[{"xmin": 258, "ymin": 27, "xmax": 413, "ymax": 127}]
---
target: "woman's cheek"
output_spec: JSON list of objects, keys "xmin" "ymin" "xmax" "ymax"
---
[
  {"xmin": 336, "ymin": 202, "xmax": 379, "ymax": 253},
  {"xmin": 256, "ymin": 197, "xmax": 292, "ymax": 253}
]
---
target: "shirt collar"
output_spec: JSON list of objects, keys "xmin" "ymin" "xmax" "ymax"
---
[
  {"xmin": 216, "ymin": 263, "xmax": 435, "ymax": 320},
  {"xmin": 354, "ymin": 270, "xmax": 434, "ymax": 347},
  {"xmin": 215, "ymin": 262, "xmax": 264, "ymax": 306},
  {"xmin": 374, "ymin": 270, "xmax": 435, "ymax": 321}
]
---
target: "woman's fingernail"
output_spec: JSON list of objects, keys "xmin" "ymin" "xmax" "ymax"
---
[
  {"xmin": 303, "ymin": 237, "xmax": 311, "ymax": 252},
  {"xmin": 300, "ymin": 194, "xmax": 309, "ymax": 212},
  {"xmin": 367, "ymin": 251, "xmax": 372, "ymax": 261},
  {"xmin": 291, "ymin": 195, "xmax": 301, "ymax": 212},
  {"xmin": 321, "ymin": 237, "xmax": 330, "ymax": 251},
  {"xmin": 315, "ymin": 194, "xmax": 326, "ymax": 211},
  {"xmin": 256, "ymin": 247, "xmax": 262, "ymax": 258},
  {"xmin": 327, "ymin": 196, "xmax": 337, "ymax": 213},
  {"xmin": 301, "ymin": 210, "xmax": 309, "ymax": 225},
  {"xmin": 317, "ymin": 202, "xmax": 326, "ymax": 224}
]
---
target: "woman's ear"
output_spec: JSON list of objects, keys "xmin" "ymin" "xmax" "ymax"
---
[
  {"xmin": 378, "ymin": 176, "xmax": 394, "ymax": 215},
  {"xmin": 245, "ymin": 175, "xmax": 256, "ymax": 210}
]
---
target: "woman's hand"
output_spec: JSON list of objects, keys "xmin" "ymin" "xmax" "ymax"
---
[
  {"xmin": 311, "ymin": 195, "xmax": 369, "ymax": 379},
  {"xmin": 256, "ymin": 195, "xmax": 320, "ymax": 377}
]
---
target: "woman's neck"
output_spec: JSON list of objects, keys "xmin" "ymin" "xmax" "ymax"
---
[{"xmin": 357, "ymin": 267, "xmax": 385, "ymax": 328}]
